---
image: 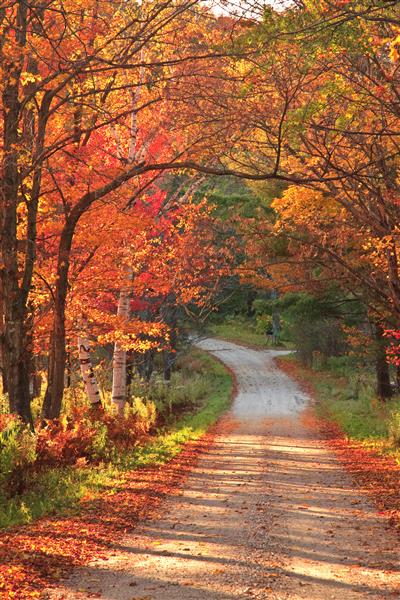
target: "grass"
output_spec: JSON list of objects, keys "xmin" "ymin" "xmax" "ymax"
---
[
  {"xmin": 0, "ymin": 465, "xmax": 120, "ymax": 527},
  {"xmin": 118, "ymin": 352, "xmax": 232, "ymax": 470},
  {"xmin": 208, "ymin": 318, "xmax": 286, "ymax": 349},
  {"xmin": 278, "ymin": 353, "xmax": 400, "ymax": 463},
  {"xmin": 0, "ymin": 350, "xmax": 233, "ymax": 529}
]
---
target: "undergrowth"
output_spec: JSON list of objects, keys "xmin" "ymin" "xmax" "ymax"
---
[
  {"xmin": 0, "ymin": 350, "xmax": 232, "ymax": 528},
  {"xmin": 278, "ymin": 353, "xmax": 400, "ymax": 463},
  {"xmin": 208, "ymin": 317, "xmax": 288, "ymax": 349}
]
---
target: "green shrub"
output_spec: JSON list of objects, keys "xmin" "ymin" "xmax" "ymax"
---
[
  {"xmin": 90, "ymin": 421, "xmax": 109, "ymax": 460},
  {"xmin": 0, "ymin": 416, "xmax": 36, "ymax": 479},
  {"xmin": 255, "ymin": 314, "xmax": 272, "ymax": 335},
  {"xmin": 388, "ymin": 409, "xmax": 400, "ymax": 447},
  {"xmin": 128, "ymin": 367, "xmax": 210, "ymax": 422},
  {"xmin": 0, "ymin": 350, "xmax": 233, "ymax": 528},
  {"xmin": 0, "ymin": 415, "xmax": 37, "ymax": 497},
  {"xmin": 128, "ymin": 396, "xmax": 157, "ymax": 430}
]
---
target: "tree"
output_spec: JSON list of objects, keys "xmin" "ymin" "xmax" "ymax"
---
[
  {"xmin": 235, "ymin": 2, "xmax": 400, "ymax": 397},
  {"xmin": 0, "ymin": 1, "xmax": 240, "ymax": 422}
]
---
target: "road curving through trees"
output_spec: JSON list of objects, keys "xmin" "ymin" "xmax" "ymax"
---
[{"xmin": 48, "ymin": 339, "xmax": 400, "ymax": 600}]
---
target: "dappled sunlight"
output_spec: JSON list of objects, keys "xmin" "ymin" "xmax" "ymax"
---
[
  {"xmin": 49, "ymin": 416, "xmax": 399, "ymax": 599},
  {"xmin": 47, "ymin": 341, "xmax": 399, "ymax": 599},
  {"xmin": 1, "ymin": 0, "xmax": 399, "ymax": 595}
]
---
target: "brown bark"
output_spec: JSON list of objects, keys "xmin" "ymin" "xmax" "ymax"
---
[
  {"xmin": 0, "ymin": 290, "xmax": 6, "ymax": 395},
  {"xmin": 163, "ymin": 331, "xmax": 177, "ymax": 382},
  {"xmin": 42, "ymin": 223, "xmax": 73, "ymax": 420},
  {"xmin": 374, "ymin": 324, "xmax": 392, "ymax": 401},
  {"xmin": 0, "ymin": 4, "xmax": 50, "ymax": 425},
  {"xmin": 0, "ymin": 2, "xmax": 33, "ymax": 425}
]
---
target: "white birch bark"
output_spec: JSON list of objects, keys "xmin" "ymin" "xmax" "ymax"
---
[
  {"xmin": 111, "ymin": 288, "xmax": 131, "ymax": 414},
  {"xmin": 78, "ymin": 336, "xmax": 101, "ymax": 406}
]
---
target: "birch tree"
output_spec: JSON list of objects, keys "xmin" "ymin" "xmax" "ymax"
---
[
  {"xmin": 111, "ymin": 279, "xmax": 132, "ymax": 414},
  {"xmin": 77, "ymin": 336, "xmax": 101, "ymax": 407}
]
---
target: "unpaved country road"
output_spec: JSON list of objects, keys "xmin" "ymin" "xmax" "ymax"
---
[{"xmin": 47, "ymin": 339, "xmax": 400, "ymax": 600}]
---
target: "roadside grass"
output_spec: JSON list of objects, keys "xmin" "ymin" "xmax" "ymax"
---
[
  {"xmin": 208, "ymin": 318, "xmax": 290, "ymax": 349},
  {"xmin": 276, "ymin": 354, "xmax": 400, "ymax": 464},
  {"xmin": 0, "ymin": 350, "xmax": 232, "ymax": 529}
]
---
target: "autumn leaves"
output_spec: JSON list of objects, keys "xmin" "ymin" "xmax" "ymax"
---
[
  {"xmin": 0, "ymin": 1, "xmax": 399, "ymax": 423},
  {"xmin": 0, "ymin": 1, "xmax": 237, "ymax": 422}
]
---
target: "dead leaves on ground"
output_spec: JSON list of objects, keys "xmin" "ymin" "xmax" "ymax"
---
[
  {"xmin": 0, "ymin": 436, "xmax": 213, "ymax": 599},
  {"xmin": 276, "ymin": 357, "xmax": 400, "ymax": 534}
]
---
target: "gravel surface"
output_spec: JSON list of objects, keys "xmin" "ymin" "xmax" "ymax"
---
[
  {"xmin": 197, "ymin": 339, "xmax": 308, "ymax": 418},
  {"xmin": 47, "ymin": 339, "xmax": 400, "ymax": 600}
]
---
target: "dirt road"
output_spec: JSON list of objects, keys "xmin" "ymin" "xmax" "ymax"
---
[{"xmin": 48, "ymin": 339, "xmax": 400, "ymax": 599}]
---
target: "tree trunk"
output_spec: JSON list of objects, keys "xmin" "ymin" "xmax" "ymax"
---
[
  {"xmin": 271, "ymin": 289, "xmax": 280, "ymax": 346},
  {"xmin": 376, "ymin": 353, "xmax": 392, "ymax": 401},
  {"xmin": 0, "ymin": 367, "xmax": 7, "ymax": 396},
  {"xmin": 163, "ymin": 327, "xmax": 177, "ymax": 381},
  {"xmin": 78, "ymin": 336, "xmax": 101, "ymax": 406},
  {"xmin": 0, "ymin": 294, "xmax": 7, "ymax": 396},
  {"xmin": 126, "ymin": 349, "xmax": 135, "ymax": 391},
  {"xmin": 161, "ymin": 299, "xmax": 177, "ymax": 382},
  {"xmin": 0, "ymin": 4, "xmax": 49, "ymax": 426},
  {"xmin": 0, "ymin": 282, "xmax": 33, "ymax": 424},
  {"xmin": 163, "ymin": 352, "xmax": 172, "ymax": 381},
  {"xmin": 143, "ymin": 350, "xmax": 155, "ymax": 381},
  {"xmin": 139, "ymin": 351, "xmax": 155, "ymax": 381},
  {"xmin": 0, "ymin": 3, "xmax": 33, "ymax": 426},
  {"xmin": 42, "ymin": 224, "xmax": 74, "ymax": 420},
  {"xmin": 112, "ymin": 287, "xmax": 131, "ymax": 414},
  {"xmin": 246, "ymin": 289, "xmax": 257, "ymax": 318},
  {"xmin": 65, "ymin": 352, "xmax": 71, "ymax": 389},
  {"xmin": 2, "ymin": 322, "xmax": 33, "ymax": 426},
  {"xmin": 31, "ymin": 356, "xmax": 42, "ymax": 399},
  {"xmin": 42, "ymin": 310, "xmax": 67, "ymax": 420},
  {"xmin": 374, "ymin": 324, "xmax": 392, "ymax": 401}
]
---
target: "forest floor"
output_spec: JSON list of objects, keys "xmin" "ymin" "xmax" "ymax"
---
[{"xmin": 45, "ymin": 339, "xmax": 400, "ymax": 600}]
